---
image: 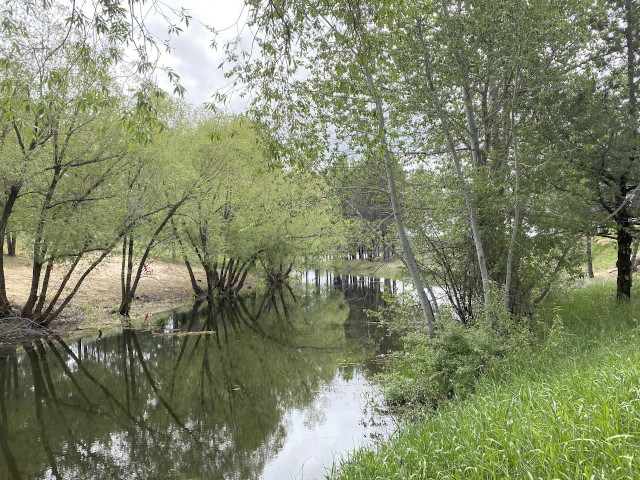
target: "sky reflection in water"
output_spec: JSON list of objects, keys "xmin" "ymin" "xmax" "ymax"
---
[{"xmin": 0, "ymin": 273, "xmax": 402, "ymax": 479}]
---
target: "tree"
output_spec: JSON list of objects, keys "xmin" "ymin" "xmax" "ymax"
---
[
  {"xmin": 538, "ymin": 0, "xmax": 639, "ymax": 299},
  {"xmin": 231, "ymin": 0, "xmax": 438, "ymax": 337},
  {"xmin": 171, "ymin": 116, "xmax": 264, "ymax": 302},
  {"xmin": 396, "ymin": 0, "xmax": 596, "ymax": 314},
  {"xmin": 0, "ymin": 2, "xmax": 157, "ymax": 325},
  {"xmin": 251, "ymin": 168, "xmax": 339, "ymax": 286},
  {"xmin": 589, "ymin": 0, "xmax": 638, "ymax": 300},
  {"xmin": 115, "ymin": 100, "xmax": 199, "ymax": 316},
  {"xmin": 329, "ymin": 155, "xmax": 396, "ymax": 263}
]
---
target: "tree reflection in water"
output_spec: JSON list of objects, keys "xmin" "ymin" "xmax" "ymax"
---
[{"xmin": 0, "ymin": 274, "xmax": 395, "ymax": 479}]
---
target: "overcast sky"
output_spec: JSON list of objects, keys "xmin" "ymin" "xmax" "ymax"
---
[{"xmin": 146, "ymin": 0, "xmax": 251, "ymax": 111}]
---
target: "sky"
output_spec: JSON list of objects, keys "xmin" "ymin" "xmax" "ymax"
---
[{"xmin": 144, "ymin": 0, "xmax": 252, "ymax": 111}]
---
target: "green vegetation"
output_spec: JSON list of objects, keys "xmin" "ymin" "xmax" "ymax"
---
[
  {"xmin": 334, "ymin": 259, "xmax": 408, "ymax": 280},
  {"xmin": 332, "ymin": 282, "xmax": 640, "ymax": 479},
  {"xmin": 0, "ymin": 3, "xmax": 342, "ymax": 325},
  {"xmin": 1, "ymin": 1, "xmax": 639, "ymax": 477},
  {"xmin": 590, "ymin": 240, "xmax": 618, "ymax": 274}
]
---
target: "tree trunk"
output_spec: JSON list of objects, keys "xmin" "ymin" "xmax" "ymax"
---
[
  {"xmin": 39, "ymin": 250, "xmax": 84, "ymax": 323},
  {"xmin": 616, "ymin": 215, "xmax": 633, "ymax": 300},
  {"xmin": 504, "ymin": 66, "xmax": 521, "ymax": 313},
  {"xmin": 586, "ymin": 236, "xmax": 595, "ymax": 278},
  {"xmin": 417, "ymin": 18, "xmax": 492, "ymax": 311},
  {"xmin": 0, "ymin": 184, "xmax": 20, "ymax": 316},
  {"xmin": 118, "ymin": 200, "xmax": 187, "ymax": 316},
  {"xmin": 360, "ymin": 45, "xmax": 437, "ymax": 339},
  {"xmin": 21, "ymin": 260, "xmax": 44, "ymax": 319},
  {"xmin": 23, "ymin": 163, "xmax": 61, "ymax": 318},
  {"xmin": 618, "ymin": 0, "xmax": 637, "ymax": 297},
  {"xmin": 34, "ymin": 255, "xmax": 55, "ymax": 317},
  {"xmin": 234, "ymin": 260, "xmax": 254, "ymax": 295},
  {"xmin": 631, "ymin": 236, "xmax": 640, "ymax": 272},
  {"xmin": 120, "ymin": 236, "xmax": 127, "ymax": 311},
  {"xmin": 119, "ymin": 235, "xmax": 135, "ymax": 316},
  {"xmin": 5, "ymin": 233, "xmax": 15, "ymax": 257},
  {"xmin": 171, "ymin": 219, "xmax": 204, "ymax": 298}
]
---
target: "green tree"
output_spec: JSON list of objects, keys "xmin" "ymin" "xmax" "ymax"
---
[
  {"xmin": 172, "ymin": 116, "xmax": 265, "ymax": 301},
  {"xmin": 231, "ymin": 0, "xmax": 438, "ymax": 336},
  {"xmin": 583, "ymin": 0, "xmax": 638, "ymax": 299},
  {"xmin": 115, "ymin": 100, "xmax": 200, "ymax": 316},
  {"xmin": 0, "ymin": 2, "xmax": 157, "ymax": 324}
]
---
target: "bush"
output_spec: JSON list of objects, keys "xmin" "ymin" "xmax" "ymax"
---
[{"xmin": 381, "ymin": 303, "xmax": 530, "ymax": 407}]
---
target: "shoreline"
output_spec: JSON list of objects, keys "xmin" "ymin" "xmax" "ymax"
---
[{"xmin": 2, "ymin": 253, "xmax": 255, "ymax": 342}]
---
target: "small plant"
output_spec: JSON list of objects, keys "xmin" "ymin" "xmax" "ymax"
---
[{"xmin": 77, "ymin": 303, "xmax": 94, "ymax": 314}]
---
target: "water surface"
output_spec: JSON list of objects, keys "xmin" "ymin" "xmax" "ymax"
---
[{"xmin": 0, "ymin": 273, "xmax": 399, "ymax": 479}]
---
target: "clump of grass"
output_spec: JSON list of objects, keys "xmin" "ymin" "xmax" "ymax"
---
[
  {"xmin": 77, "ymin": 303, "xmax": 94, "ymax": 314},
  {"xmin": 332, "ymin": 283, "xmax": 640, "ymax": 479}
]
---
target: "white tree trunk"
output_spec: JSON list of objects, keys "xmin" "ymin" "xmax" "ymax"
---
[
  {"xmin": 360, "ymin": 58, "xmax": 437, "ymax": 339},
  {"xmin": 417, "ymin": 17, "xmax": 492, "ymax": 309}
]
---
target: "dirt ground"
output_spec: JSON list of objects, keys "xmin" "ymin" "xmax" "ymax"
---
[{"xmin": 3, "ymin": 254, "xmax": 255, "ymax": 339}]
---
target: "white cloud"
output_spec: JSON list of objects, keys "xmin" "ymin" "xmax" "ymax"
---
[{"xmin": 150, "ymin": 0, "xmax": 251, "ymax": 111}]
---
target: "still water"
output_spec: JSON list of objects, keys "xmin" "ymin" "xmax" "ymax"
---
[{"xmin": 0, "ymin": 273, "xmax": 404, "ymax": 479}]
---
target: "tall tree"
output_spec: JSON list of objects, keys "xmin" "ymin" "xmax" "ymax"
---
[
  {"xmin": 596, "ymin": 0, "xmax": 639, "ymax": 299},
  {"xmin": 231, "ymin": 0, "xmax": 438, "ymax": 336},
  {"xmin": 546, "ymin": 0, "xmax": 639, "ymax": 299}
]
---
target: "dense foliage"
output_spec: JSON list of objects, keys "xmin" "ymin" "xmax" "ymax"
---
[{"xmin": 230, "ymin": 0, "xmax": 638, "ymax": 320}]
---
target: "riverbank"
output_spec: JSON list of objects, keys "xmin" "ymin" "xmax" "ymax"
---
[
  {"xmin": 335, "ymin": 239, "xmax": 619, "ymax": 282},
  {"xmin": 334, "ymin": 258, "xmax": 408, "ymax": 279},
  {"xmin": 331, "ymin": 280, "xmax": 640, "ymax": 478},
  {"xmin": 2, "ymin": 253, "xmax": 255, "ymax": 339},
  {"xmin": 3, "ymin": 253, "xmax": 405, "ymax": 341}
]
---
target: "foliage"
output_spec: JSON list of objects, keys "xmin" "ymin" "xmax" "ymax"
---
[
  {"xmin": 0, "ymin": 0, "xmax": 147, "ymax": 322},
  {"xmin": 229, "ymin": 0, "xmax": 605, "ymax": 321},
  {"xmin": 537, "ymin": 0, "xmax": 640, "ymax": 299},
  {"xmin": 164, "ymin": 112, "xmax": 341, "ymax": 299},
  {"xmin": 326, "ymin": 155, "xmax": 397, "ymax": 263},
  {"xmin": 0, "ymin": 2, "xmax": 343, "ymax": 325}
]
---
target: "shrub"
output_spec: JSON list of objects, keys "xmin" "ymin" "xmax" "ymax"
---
[{"xmin": 380, "ymin": 304, "xmax": 531, "ymax": 407}]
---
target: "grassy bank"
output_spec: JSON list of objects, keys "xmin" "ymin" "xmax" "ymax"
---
[
  {"xmin": 334, "ymin": 258, "xmax": 408, "ymax": 279},
  {"xmin": 590, "ymin": 239, "xmax": 618, "ymax": 275},
  {"xmin": 331, "ymin": 282, "xmax": 640, "ymax": 479}
]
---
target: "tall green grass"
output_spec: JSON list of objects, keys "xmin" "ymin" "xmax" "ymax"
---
[{"xmin": 332, "ymin": 283, "xmax": 640, "ymax": 479}]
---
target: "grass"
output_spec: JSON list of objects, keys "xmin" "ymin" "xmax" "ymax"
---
[
  {"xmin": 590, "ymin": 239, "xmax": 618, "ymax": 274},
  {"xmin": 331, "ymin": 282, "xmax": 640, "ymax": 479},
  {"xmin": 334, "ymin": 258, "xmax": 408, "ymax": 279}
]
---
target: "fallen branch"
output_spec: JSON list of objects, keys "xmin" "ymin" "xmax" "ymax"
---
[{"xmin": 153, "ymin": 330, "xmax": 215, "ymax": 337}]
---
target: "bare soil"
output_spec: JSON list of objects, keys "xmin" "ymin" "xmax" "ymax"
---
[{"xmin": 3, "ymin": 254, "xmax": 255, "ymax": 339}]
